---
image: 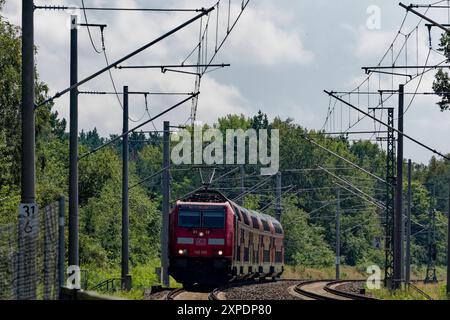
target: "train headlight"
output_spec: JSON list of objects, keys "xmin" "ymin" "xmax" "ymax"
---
[
  {"xmin": 178, "ymin": 249, "xmax": 185, "ymax": 255},
  {"xmin": 199, "ymin": 232, "xmax": 205, "ymax": 237},
  {"xmin": 218, "ymin": 250, "xmax": 223, "ymax": 256}
]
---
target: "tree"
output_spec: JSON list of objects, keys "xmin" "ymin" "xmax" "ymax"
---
[
  {"xmin": 49, "ymin": 111, "xmax": 67, "ymax": 140},
  {"xmin": 136, "ymin": 145, "xmax": 163, "ymax": 195},
  {"xmin": 218, "ymin": 114, "xmax": 251, "ymax": 131},
  {"xmin": 79, "ymin": 128, "xmax": 105, "ymax": 150},
  {"xmin": 251, "ymin": 110, "xmax": 270, "ymax": 130},
  {"xmin": 78, "ymin": 147, "xmax": 121, "ymax": 206},
  {"xmin": 0, "ymin": 10, "xmax": 23, "ymax": 188},
  {"xmin": 80, "ymin": 175, "xmax": 161, "ymax": 266},
  {"xmin": 129, "ymin": 131, "xmax": 147, "ymax": 160},
  {"xmin": 0, "ymin": 1, "xmax": 66, "ymax": 211},
  {"xmin": 281, "ymin": 198, "xmax": 334, "ymax": 267},
  {"xmin": 433, "ymin": 33, "xmax": 450, "ymax": 111}
]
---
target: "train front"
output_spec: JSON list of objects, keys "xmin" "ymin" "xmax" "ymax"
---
[{"xmin": 169, "ymin": 201, "xmax": 234, "ymax": 286}]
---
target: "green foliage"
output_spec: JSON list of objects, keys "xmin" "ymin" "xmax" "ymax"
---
[
  {"xmin": 0, "ymin": 185, "xmax": 19, "ymax": 225},
  {"xmin": 80, "ymin": 156, "xmax": 160, "ymax": 265},
  {"xmin": 218, "ymin": 114, "xmax": 251, "ymax": 131},
  {"xmin": 369, "ymin": 281, "xmax": 449, "ymax": 300},
  {"xmin": 83, "ymin": 259, "xmax": 159, "ymax": 299},
  {"xmin": 433, "ymin": 33, "xmax": 450, "ymax": 110},
  {"xmin": 78, "ymin": 147, "xmax": 121, "ymax": 205},
  {"xmin": 0, "ymin": 12, "xmax": 23, "ymax": 188},
  {"xmin": 250, "ymin": 110, "xmax": 270, "ymax": 130},
  {"xmin": 433, "ymin": 69, "xmax": 450, "ymax": 111},
  {"xmin": 79, "ymin": 128, "xmax": 105, "ymax": 150},
  {"xmin": 438, "ymin": 32, "xmax": 450, "ymax": 61},
  {"xmin": 129, "ymin": 131, "xmax": 149, "ymax": 160},
  {"xmin": 243, "ymin": 195, "xmax": 262, "ymax": 210},
  {"xmin": 0, "ymin": 3, "xmax": 64, "ymax": 220},
  {"xmin": 281, "ymin": 198, "xmax": 334, "ymax": 268},
  {"xmin": 136, "ymin": 145, "xmax": 163, "ymax": 195}
]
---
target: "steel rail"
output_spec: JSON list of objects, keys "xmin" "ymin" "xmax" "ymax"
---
[{"xmin": 324, "ymin": 280, "xmax": 378, "ymax": 300}]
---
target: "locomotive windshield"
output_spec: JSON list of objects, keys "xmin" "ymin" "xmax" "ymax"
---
[
  {"xmin": 202, "ymin": 210, "xmax": 225, "ymax": 229},
  {"xmin": 178, "ymin": 210, "xmax": 201, "ymax": 228},
  {"xmin": 178, "ymin": 207, "xmax": 225, "ymax": 229}
]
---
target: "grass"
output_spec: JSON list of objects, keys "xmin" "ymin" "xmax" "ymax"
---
[
  {"xmin": 369, "ymin": 282, "xmax": 449, "ymax": 300},
  {"xmin": 81, "ymin": 259, "xmax": 182, "ymax": 300},
  {"xmin": 283, "ymin": 265, "xmax": 366, "ymax": 280}
]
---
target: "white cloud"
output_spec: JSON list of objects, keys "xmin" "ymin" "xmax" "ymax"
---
[
  {"xmin": 224, "ymin": 3, "xmax": 314, "ymax": 66},
  {"xmin": 2, "ymin": 0, "xmax": 260, "ymax": 134},
  {"xmin": 350, "ymin": 25, "xmax": 395, "ymax": 59},
  {"xmin": 195, "ymin": 77, "xmax": 249, "ymax": 123}
]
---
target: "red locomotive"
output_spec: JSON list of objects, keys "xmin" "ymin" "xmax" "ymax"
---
[{"xmin": 169, "ymin": 189, "xmax": 284, "ymax": 286}]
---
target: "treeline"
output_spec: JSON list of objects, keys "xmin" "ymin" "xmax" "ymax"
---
[{"xmin": 1, "ymin": 2, "xmax": 449, "ymax": 273}]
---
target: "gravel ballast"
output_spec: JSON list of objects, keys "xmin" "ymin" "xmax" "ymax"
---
[{"xmin": 222, "ymin": 281, "xmax": 303, "ymax": 300}]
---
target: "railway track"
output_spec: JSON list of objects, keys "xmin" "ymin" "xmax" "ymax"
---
[
  {"xmin": 165, "ymin": 279, "xmax": 377, "ymax": 301},
  {"xmin": 294, "ymin": 280, "xmax": 377, "ymax": 301},
  {"xmin": 209, "ymin": 278, "xmax": 300, "ymax": 300},
  {"xmin": 166, "ymin": 288, "xmax": 212, "ymax": 301}
]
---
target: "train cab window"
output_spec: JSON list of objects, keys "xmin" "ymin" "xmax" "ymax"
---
[
  {"xmin": 251, "ymin": 216, "xmax": 260, "ymax": 229},
  {"xmin": 178, "ymin": 210, "xmax": 201, "ymax": 228},
  {"xmin": 261, "ymin": 220, "xmax": 271, "ymax": 232},
  {"xmin": 202, "ymin": 210, "xmax": 225, "ymax": 229}
]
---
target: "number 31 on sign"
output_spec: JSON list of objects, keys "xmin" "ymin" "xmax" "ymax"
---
[{"xmin": 19, "ymin": 203, "xmax": 38, "ymax": 234}]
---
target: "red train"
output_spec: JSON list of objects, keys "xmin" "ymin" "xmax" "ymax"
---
[{"xmin": 169, "ymin": 190, "xmax": 284, "ymax": 286}]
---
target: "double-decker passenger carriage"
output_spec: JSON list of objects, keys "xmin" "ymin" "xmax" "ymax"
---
[{"xmin": 169, "ymin": 189, "xmax": 284, "ymax": 286}]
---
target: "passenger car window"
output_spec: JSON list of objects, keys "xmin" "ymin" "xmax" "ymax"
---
[
  {"xmin": 241, "ymin": 210, "xmax": 250, "ymax": 225},
  {"xmin": 261, "ymin": 220, "xmax": 271, "ymax": 232},
  {"xmin": 273, "ymin": 223, "xmax": 283, "ymax": 234},
  {"xmin": 251, "ymin": 216, "xmax": 260, "ymax": 229},
  {"xmin": 232, "ymin": 205, "xmax": 243, "ymax": 222}
]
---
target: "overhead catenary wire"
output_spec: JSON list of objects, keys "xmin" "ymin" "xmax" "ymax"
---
[
  {"xmin": 78, "ymin": 93, "xmax": 198, "ymax": 161},
  {"xmin": 301, "ymin": 135, "xmax": 391, "ymax": 186},
  {"xmin": 324, "ymin": 2, "xmax": 441, "ymax": 134},
  {"xmin": 187, "ymin": 0, "xmax": 251, "ymax": 123},
  {"xmin": 79, "ymin": 0, "xmax": 146, "ymax": 122},
  {"xmin": 35, "ymin": 5, "xmax": 207, "ymax": 13},
  {"xmin": 322, "ymin": 8, "xmax": 411, "ymax": 131},
  {"xmin": 80, "ymin": 0, "xmax": 102, "ymax": 54},
  {"xmin": 176, "ymin": 166, "xmax": 242, "ymax": 201},
  {"xmin": 260, "ymin": 186, "xmax": 295, "ymax": 213},
  {"xmin": 35, "ymin": 6, "xmax": 214, "ymax": 109},
  {"xmin": 324, "ymin": 90, "xmax": 450, "ymax": 161},
  {"xmin": 232, "ymin": 173, "xmax": 276, "ymax": 202},
  {"xmin": 319, "ymin": 166, "xmax": 386, "ymax": 209}
]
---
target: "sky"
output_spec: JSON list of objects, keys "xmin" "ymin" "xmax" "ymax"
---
[{"xmin": 2, "ymin": 0, "xmax": 450, "ymax": 164}]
